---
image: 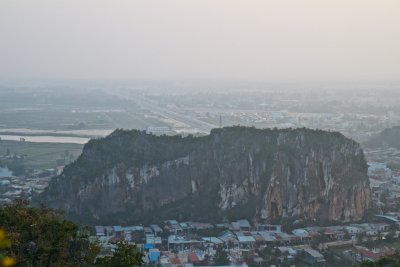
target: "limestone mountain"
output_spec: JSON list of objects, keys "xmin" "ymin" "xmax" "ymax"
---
[
  {"xmin": 37, "ymin": 127, "xmax": 370, "ymax": 225},
  {"xmin": 364, "ymin": 126, "xmax": 400, "ymax": 149}
]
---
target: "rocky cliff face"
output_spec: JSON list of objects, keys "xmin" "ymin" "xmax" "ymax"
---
[{"xmin": 38, "ymin": 127, "xmax": 370, "ymax": 224}]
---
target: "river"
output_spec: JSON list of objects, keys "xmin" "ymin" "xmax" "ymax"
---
[{"xmin": 0, "ymin": 135, "xmax": 90, "ymax": 144}]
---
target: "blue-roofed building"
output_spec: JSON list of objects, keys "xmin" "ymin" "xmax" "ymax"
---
[
  {"xmin": 202, "ymin": 237, "xmax": 223, "ymax": 245},
  {"xmin": 165, "ymin": 220, "xmax": 179, "ymax": 225},
  {"xmin": 148, "ymin": 248, "xmax": 161, "ymax": 263},
  {"xmin": 292, "ymin": 229, "xmax": 310, "ymax": 239},
  {"xmin": 237, "ymin": 219, "xmax": 251, "ymax": 231},
  {"xmin": 150, "ymin": 224, "xmax": 163, "ymax": 236},
  {"xmin": 218, "ymin": 230, "xmax": 238, "ymax": 245},
  {"xmin": 169, "ymin": 224, "xmax": 183, "ymax": 234},
  {"xmin": 146, "ymin": 234, "xmax": 162, "ymax": 248},
  {"xmin": 113, "ymin": 226, "xmax": 123, "ymax": 237},
  {"xmin": 179, "ymin": 222, "xmax": 189, "ymax": 229},
  {"xmin": 95, "ymin": 226, "xmax": 105, "ymax": 237},
  {"xmin": 235, "ymin": 232, "xmax": 256, "ymax": 248},
  {"xmin": 167, "ymin": 235, "xmax": 203, "ymax": 251},
  {"xmin": 122, "ymin": 226, "xmax": 143, "ymax": 232},
  {"xmin": 258, "ymin": 231, "xmax": 277, "ymax": 243},
  {"xmin": 230, "ymin": 222, "xmax": 240, "ymax": 231},
  {"xmin": 144, "ymin": 227, "xmax": 153, "ymax": 235},
  {"xmin": 144, "ymin": 243, "xmax": 154, "ymax": 250}
]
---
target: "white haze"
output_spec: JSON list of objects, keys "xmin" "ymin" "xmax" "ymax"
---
[{"xmin": 0, "ymin": 0, "xmax": 399, "ymax": 84}]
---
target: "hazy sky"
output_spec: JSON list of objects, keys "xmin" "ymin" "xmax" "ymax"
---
[{"xmin": 1, "ymin": 1, "xmax": 399, "ymax": 84}]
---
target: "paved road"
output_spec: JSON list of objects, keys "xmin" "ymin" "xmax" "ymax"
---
[{"xmin": 117, "ymin": 92, "xmax": 218, "ymax": 133}]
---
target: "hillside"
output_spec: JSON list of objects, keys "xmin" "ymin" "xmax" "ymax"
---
[
  {"xmin": 37, "ymin": 127, "xmax": 370, "ymax": 225},
  {"xmin": 364, "ymin": 126, "xmax": 400, "ymax": 149}
]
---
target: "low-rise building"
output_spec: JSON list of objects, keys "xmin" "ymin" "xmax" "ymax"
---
[{"xmin": 300, "ymin": 248, "xmax": 326, "ymax": 264}]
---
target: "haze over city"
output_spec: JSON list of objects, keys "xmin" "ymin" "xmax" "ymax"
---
[
  {"xmin": 1, "ymin": 0, "xmax": 400, "ymax": 85},
  {"xmin": 2, "ymin": 1, "xmax": 400, "ymax": 267}
]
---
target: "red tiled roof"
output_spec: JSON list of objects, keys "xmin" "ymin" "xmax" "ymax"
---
[
  {"xmin": 188, "ymin": 252, "xmax": 200, "ymax": 262},
  {"xmin": 170, "ymin": 258, "xmax": 181, "ymax": 264},
  {"xmin": 359, "ymin": 249, "xmax": 381, "ymax": 261},
  {"xmin": 324, "ymin": 229, "xmax": 335, "ymax": 235},
  {"xmin": 358, "ymin": 248, "xmax": 396, "ymax": 262}
]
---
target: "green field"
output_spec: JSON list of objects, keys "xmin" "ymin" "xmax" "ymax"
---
[{"xmin": 0, "ymin": 140, "xmax": 83, "ymax": 170}]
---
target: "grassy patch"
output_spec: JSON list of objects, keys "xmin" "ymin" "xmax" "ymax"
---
[{"xmin": 0, "ymin": 140, "xmax": 83, "ymax": 170}]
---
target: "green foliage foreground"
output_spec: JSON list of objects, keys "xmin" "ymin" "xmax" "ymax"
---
[
  {"xmin": 96, "ymin": 241, "xmax": 143, "ymax": 267},
  {"xmin": 0, "ymin": 201, "xmax": 143, "ymax": 266}
]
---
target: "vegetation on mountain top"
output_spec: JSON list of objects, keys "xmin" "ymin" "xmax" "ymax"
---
[{"xmin": 39, "ymin": 126, "xmax": 369, "ymax": 225}]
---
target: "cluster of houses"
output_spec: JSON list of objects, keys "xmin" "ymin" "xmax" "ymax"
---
[
  {"xmin": 92, "ymin": 218, "xmax": 398, "ymax": 266},
  {"xmin": 0, "ymin": 171, "xmax": 54, "ymax": 204},
  {"xmin": 368, "ymin": 162, "xmax": 400, "ymax": 212},
  {"xmin": 343, "ymin": 246, "xmax": 396, "ymax": 263}
]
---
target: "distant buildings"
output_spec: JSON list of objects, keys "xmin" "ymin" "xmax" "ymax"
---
[
  {"xmin": 368, "ymin": 162, "xmax": 392, "ymax": 180},
  {"xmin": 300, "ymin": 248, "xmax": 326, "ymax": 264},
  {"xmin": 89, "ymin": 215, "xmax": 399, "ymax": 266},
  {"xmin": 146, "ymin": 126, "xmax": 172, "ymax": 135}
]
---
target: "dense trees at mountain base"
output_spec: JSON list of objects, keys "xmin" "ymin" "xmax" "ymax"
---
[
  {"xmin": 0, "ymin": 200, "xmax": 96, "ymax": 266},
  {"xmin": 213, "ymin": 245, "xmax": 230, "ymax": 266},
  {"xmin": 95, "ymin": 241, "xmax": 143, "ymax": 267},
  {"xmin": 0, "ymin": 201, "xmax": 143, "ymax": 266}
]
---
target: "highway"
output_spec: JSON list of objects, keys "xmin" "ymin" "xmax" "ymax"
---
[{"xmin": 117, "ymin": 92, "xmax": 218, "ymax": 133}]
